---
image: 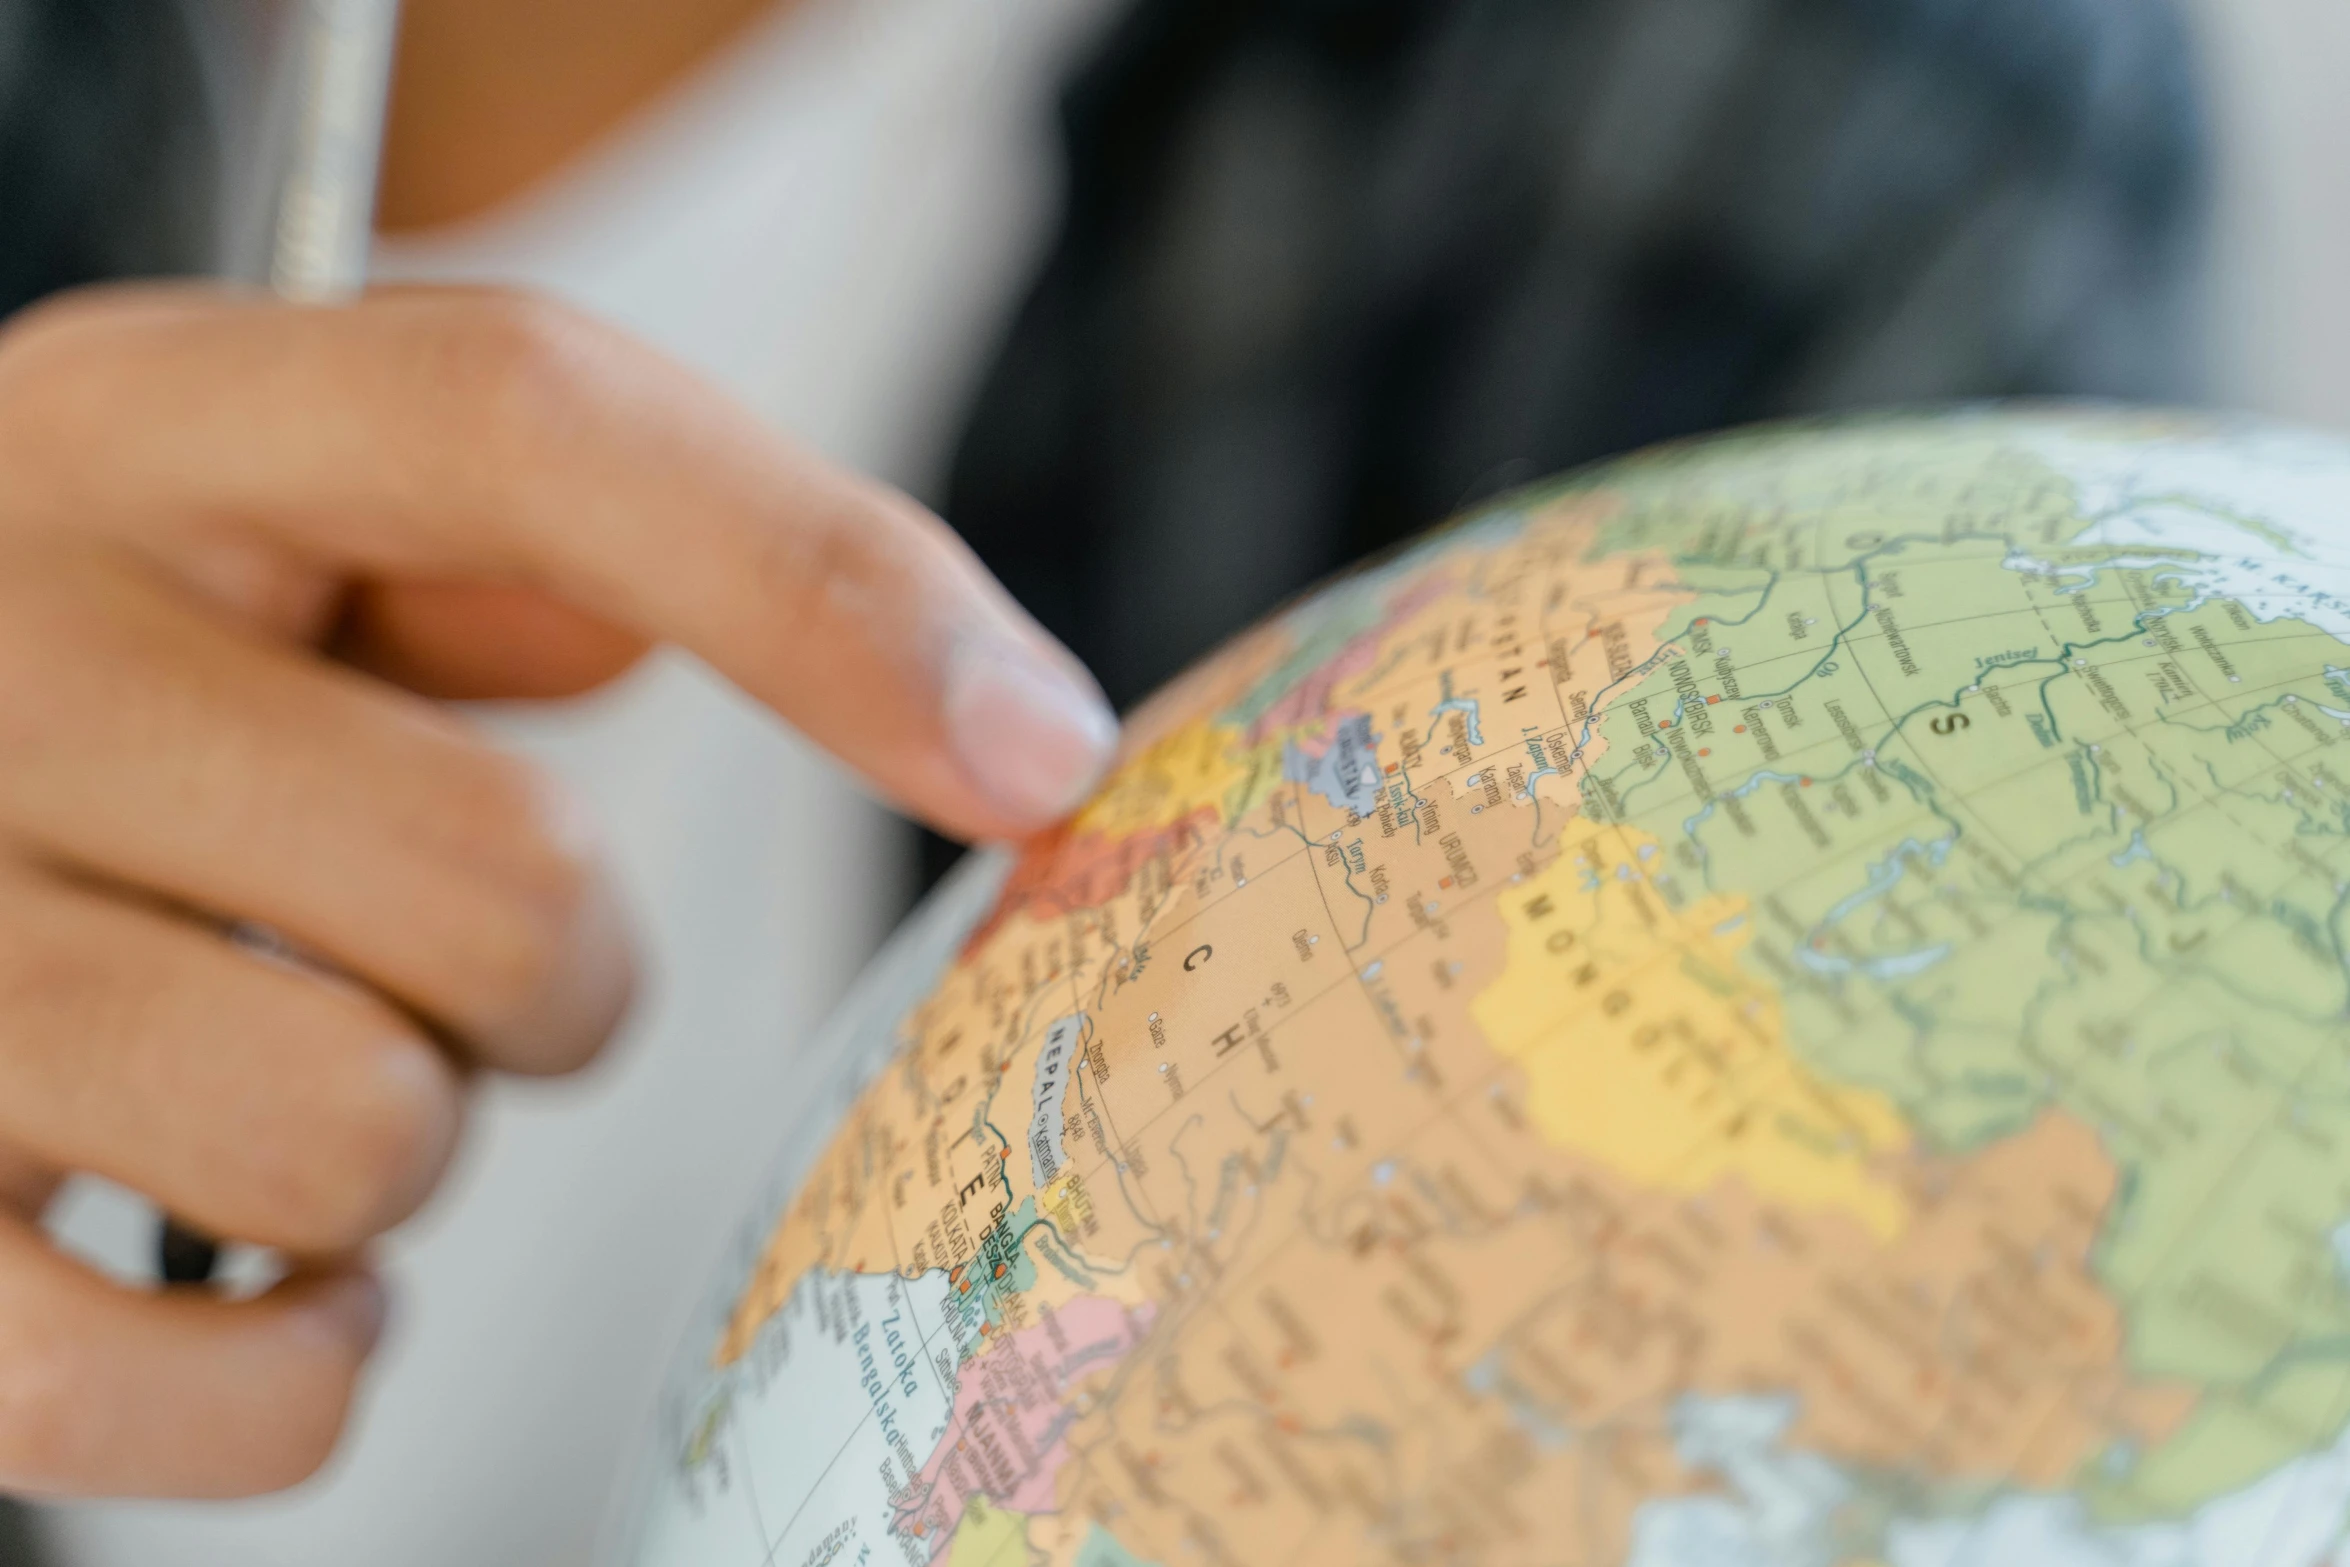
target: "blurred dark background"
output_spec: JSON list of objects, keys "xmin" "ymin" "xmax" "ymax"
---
[
  {"xmin": 924, "ymin": 0, "xmax": 2207, "ymax": 882},
  {"xmin": 0, "ymin": 0, "xmax": 214, "ymax": 315},
  {"xmin": 948, "ymin": 0, "xmax": 2206, "ymax": 713}
]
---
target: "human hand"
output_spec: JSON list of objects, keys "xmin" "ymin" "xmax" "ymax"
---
[{"xmin": 0, "ymin": 284, "xmax": 1117, "ymax": 1497}]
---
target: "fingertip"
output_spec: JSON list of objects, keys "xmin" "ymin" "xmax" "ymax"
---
[
  {"xmin": 434, "ymin": 758, "xmax": 640, "ymax": 1078},
  {"xmin": 215, "ymin": 1267, "xmax": 389, "ymax": 1492},
  {"xmin": 280, "ymin": 1266, "xmax": 391, "ymax": 1363},
  {"xmin": 487, "ymin": 842, "xmax": 638, "ymax": 1077},
  {"xmin": 0, "ymin": 1238, "xmax": 391, "ymax": 1497},
  {"xmin": 941, "ymin": 639, "xmax": 1120, "ymax": 836}
]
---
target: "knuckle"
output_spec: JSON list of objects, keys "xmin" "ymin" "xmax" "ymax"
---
[
  {"xmin": 759, "ymin": 483, "xmax": 915, "ymax": 652},
  {"xmin": 0, "ymin": 1332, "xmax": 97, "ymax": 1486},
  {"xmin": 0, "ymin": 286, "xmax": 179, "ymax": 441},
  {"xmin": 791, "ymin": 509, "xmax": 875, "ymax": 622},
  {"xmin": 0, "ymin": 286, "xmax": 113, "ymax": 381},
  {"xmin": 0, "ymin": 304, "xmax": 101, "ymax": 481},
  {"xmin": 412, "ymin": 291, "xmax": 613, "ymax": 450}
]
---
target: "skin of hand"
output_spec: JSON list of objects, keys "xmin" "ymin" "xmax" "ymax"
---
[{"xmin": 0, "ymin": 282, "xmax": 1118, "ymax": 1498}]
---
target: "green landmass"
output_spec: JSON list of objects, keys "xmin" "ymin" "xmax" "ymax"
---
[{"xmin": 1559, "ymin": 426, "xmax": 2350, "ymax": 1518}]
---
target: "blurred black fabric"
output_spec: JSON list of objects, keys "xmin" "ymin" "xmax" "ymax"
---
[
  {"xmin": 942, "ymin": 0, "xmax": 2208, "ymax": 732},
  {"xmin": 0, "ymin": 0, "xmax": 214, "ymax": 320},
  {"xmin": 0, "ymin": 1503, "xmax": 34, "ymax": 1567}
]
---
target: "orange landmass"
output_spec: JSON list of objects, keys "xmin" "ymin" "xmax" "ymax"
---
[
  {"xmin": 967, "ymin": 806, "xmax": 1219, "ymax": 956},
  {"xmin": 700, "ymin": 494, "xmax": 2189, "ymax": 1567}
]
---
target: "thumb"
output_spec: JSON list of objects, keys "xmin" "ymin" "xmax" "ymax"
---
[{"xmin": 334, "ymin": 580, "xmax": 652, "ymax": 699}]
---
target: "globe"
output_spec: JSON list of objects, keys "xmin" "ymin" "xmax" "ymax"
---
[{"xmin": 620, "ymin": 408, "xmax": 2350, "ymax": 1567}]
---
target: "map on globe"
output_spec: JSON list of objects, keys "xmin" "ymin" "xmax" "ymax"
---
[{"xmin": 623, "ymin": 409, "xmax": 2350, "ymax": 1567}]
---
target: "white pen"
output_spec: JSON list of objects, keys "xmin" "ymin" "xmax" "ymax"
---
[{"xmin": 268, "ymin": 0, "xmax": 403, "ymax": 303}]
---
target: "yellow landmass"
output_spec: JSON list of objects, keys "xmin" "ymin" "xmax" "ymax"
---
[
  {"xmin": 1473, "ymin": 816, "xmax": 1912, "ymax": 1237},
  {"xmin": 693, "ymin": 488, "xmax": 2206, "ymax": 1564},
  {"xmin": 946, "ymin": 1495, "xmax": 1030, "ymax": 1567},
  {"xmin": 1072, "ymin": 716, "xmax": 1275, "ymax": 840}
]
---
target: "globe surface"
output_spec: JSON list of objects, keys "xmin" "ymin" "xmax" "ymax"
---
[{"xmin": 624, "ymin": 409, "xmax": 2350, "ymax": 1567}]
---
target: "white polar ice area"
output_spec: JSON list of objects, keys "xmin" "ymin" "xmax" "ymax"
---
[
  {"xmin": 2007, "ymin": 421, "xmax": 2350, "ymax": 645},
  {"xmin": 1625, "ymin": 1397, "xmax": 1850, "ymax": 1567},
  {"xmin": 1625, "ymin": 1392, "xmax": 2350, "ymax": 1567},
  {"xmin": 1887, "ymin": 1414, "xmax": 2350, "ymax": 1567},
  {"xmin": 633, "ymin": 1268, "xmax": 964, "ymax": 1567}
]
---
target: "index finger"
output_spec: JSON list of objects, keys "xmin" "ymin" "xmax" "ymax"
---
[{"xmin": 0, "ymin": 285, "xmax": 1118, "ymax": 843}]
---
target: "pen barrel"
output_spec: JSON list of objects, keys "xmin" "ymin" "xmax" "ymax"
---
[{"xmin": 269, "ymin": 0, "xmax": 403, "ymax": 303}]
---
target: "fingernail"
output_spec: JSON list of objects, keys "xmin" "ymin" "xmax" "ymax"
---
[
  {"xmin": 944, "ymin": 641, "xmax": 1119, "ymax": 828},
  {"xmin": 312, "ymin": 1270, "xmax": 391, "ymax": 1357},
  {"xmin": 497, "ymin": 775, "xmax": 638, "ymax": 1076}
]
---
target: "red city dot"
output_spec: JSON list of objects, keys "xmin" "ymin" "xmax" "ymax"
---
[
  {"xmin": 1735, "ymin": 725, "xmax": 1747, "ymax": 733},
  {"xmin": 1659, "ymin": 720, "xmax": 1672, "ymax": 729},
  {"xmin": 1706, "ymin": 695, "xmax": 1720, "ymax": 704},
  {"xmin": 1699, "ymin": 748, "xmax": 1711, "ymax": 756},
  {"xmin": 1800, "ymin": 777, "xmax": 1813, "ymax": 787}
]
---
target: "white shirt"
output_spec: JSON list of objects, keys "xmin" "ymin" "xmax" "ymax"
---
[{"xmin": 45, "ymin": 0, "xmax": 1105, "ymax": 1561}]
